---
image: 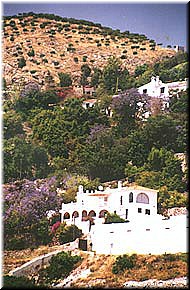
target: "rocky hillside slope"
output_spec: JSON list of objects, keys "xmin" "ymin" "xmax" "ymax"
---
[{"xmin": 2, "ymin": 13, "xmax": 176, "ymax": 90}]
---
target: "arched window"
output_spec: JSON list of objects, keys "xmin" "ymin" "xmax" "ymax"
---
[
  {"xmin": 72, "ymin": 211, "xmax": 79, "ymax": 218},
  {"xmin": 136, "ymin": 193, "xmax": 149, "ymax": 204},
  {"xmin": 129, "ymin": 192, "xmax": 133, "ymax": 203},
  {"xmin": 120, "ymin": 196, "xmax": 123, "ymax": 205},
  {"xmin": 64, "ymin": 212, "xmax": 70, "ymax": 219},
  {"xmin": 82, "ymin": 210, "xmax": 87, "ymax": 217},
  {"xmin": 88, "ymin": 210, "xmax": 96, "ymax": 217},
  {"xmin": 99, "ymin": 209, "xmax": 108, "ymax": 218}
]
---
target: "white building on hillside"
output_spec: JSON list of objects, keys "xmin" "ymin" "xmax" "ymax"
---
[
  {"xmin": 138, "ymin": 76, "xmax": 188, "ymax": 98},
  {"xmin": 138, "ymin": 76, "xmax": 169, "ymax": 99},
  {"xmin": 138, "ymin": 76, "xmax": 188, "ymax": 111},
  {"xmin": 59, "ymin": 181, "xmax": 158, "ymax": 229},
  {"xmin": 59, "ymin": 181, "xmax": 188, "ymax": 255}
]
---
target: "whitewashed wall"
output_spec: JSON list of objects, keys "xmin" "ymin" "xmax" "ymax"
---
[{"xmin": 90, "ymin": 214, "xmax": 188, "ymax": 255}]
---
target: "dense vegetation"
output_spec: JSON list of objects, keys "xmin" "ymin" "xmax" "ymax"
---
[
  {"xmin": 38, "ymin": 251, "xmax": 82, "ymax": 286},
  {"xmin": 2, "ymin": 15, "xmax": 188, "ymax": 255},
  {"xmin": 3, "ymin": 251, "xmax": 82, "ymax": 288},
  {"xmin": 3, "ymin": 275, "xmax": 39, "ymax": 288}
]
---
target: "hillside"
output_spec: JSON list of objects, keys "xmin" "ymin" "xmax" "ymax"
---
[
  {"xmin": 3, "ymin": 246, "xmax": 187, "ymax": 288},
  {"xmin": 2, "ymin": 12, "xmax": 176, "ymax": 90}
]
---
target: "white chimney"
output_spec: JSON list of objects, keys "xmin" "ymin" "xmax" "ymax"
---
[
  {"xmin": 78, "ymin": 185, "xmax": 83, "ymax": 194},
  {"xmin": 118, "ymin": 181, "xmax": 122, "ymax": 190},
  {"xmin": 151, "ymin": 76, "xmax": 155, "ymax": 83},
  {"xmin": 155, "ymin": 76, "xmax": 160, "ymax": 86}
]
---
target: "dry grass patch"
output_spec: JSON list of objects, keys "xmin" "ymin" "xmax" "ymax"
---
[{"xmin": 70, "ymin": 253, "xmax": 188, "ymax": 288}]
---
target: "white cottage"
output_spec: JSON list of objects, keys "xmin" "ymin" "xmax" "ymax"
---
[
  {"xmin": 138, "ymin": 76, "xmax": 188, "ymax": 110},
  {"xmin": 59, "ymin": 181, "xmax": 158, "ymax": 228},
  {"xmin": 138, "ymin": 76, "xmax": 169, "ymax": 98}
]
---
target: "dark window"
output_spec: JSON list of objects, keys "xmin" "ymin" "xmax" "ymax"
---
[
  {"xmin": 160, "ymin": 87, "xmax": 165, "ymax": 93},
  {"xmin": 145, "ymin": 209, "xmax": 150, "ymax": 215},
  {"xmin": 129, "ymin": 192, "xmax": 133, "ymax": 203},
  {"xmin": 138, "ymin": 208, "xmax": 142, "ymax": 213},
  {"xmin": 120, "ymin": 196, "xmax": 123, "ymax": 205},
  {"xmin": 114, "ymin": 210, "xmax": 116, "ymax": 214},
  {"xmin": 79, "ymin": 239, "xmax": 87, "ymax": 251},
  {"xmin": 125, "ymin": 209, "xmax": 128, "ymax": 219},
  {"xmin": 143, "ymin": 89, "xmax": 147, "ymax": 94}
]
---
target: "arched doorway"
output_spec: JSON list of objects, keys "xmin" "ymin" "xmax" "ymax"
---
[
  {"xmin": 88, "ymin": 210, "xmax": 96, "ymax": 217},
  {"xmin": 99, "ymin": 209, "xmax": 108, "ymax": 218},
  {"xmin": 82, "ymin": 210, "xmax": 87, "ymax": 221},
  {"xmin": 64, "ymin": 212, "xmax": 70, "ymax": 219},
  {"xmin": 72, "ymin": 211, "xmax": 79, "ymax": 218}
]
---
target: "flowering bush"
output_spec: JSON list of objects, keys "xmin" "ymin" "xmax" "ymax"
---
[
  {"xmin": 3, "ymin": 177, "xmax": 62, "ymax": 249},
  {"xmin": 51, "ymin": 221, "xmax": 61, "ymax": 234}
]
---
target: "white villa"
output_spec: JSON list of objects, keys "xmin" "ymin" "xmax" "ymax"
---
[
  {"xmin": 59, "ymin": 181, "xmax": 158, "ymax": 225},
  {"xmin": 59, "ymin": 181, "xmax": 188, "ymax": 255},
  {"xmin": 138, "ymin": 76, "xmax": 188, "ymax": 111}
]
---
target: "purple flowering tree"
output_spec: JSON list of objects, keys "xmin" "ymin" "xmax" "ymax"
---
[
  {"xmin": 110, "ymin": 88, "xmax": 151, "ymax": 136},
  {"xmin": 3, "ymin": 176, "xmax": 63, "ymax": 249}
]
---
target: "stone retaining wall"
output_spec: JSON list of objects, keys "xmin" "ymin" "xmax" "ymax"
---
[{"xmin": 9, "ymin": 240, "xmax": 78, "ymax": 277}]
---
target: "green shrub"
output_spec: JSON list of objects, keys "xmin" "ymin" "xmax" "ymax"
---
[
  {"xmin": 163, "ymin": 253, "xmax": 177, "ymax": 262},
  {"xmin": 9, "ymin": 20, "xmax": 16, "ymax": 27},
  {"xmin": 43, "ymin": 58, "xmax": 48, "ymax": 63},
  {"xmin": 112, "ymin": 254, "xmax": 137, "ymax": 274},
  {"xmin": 74, "ymin": 57, "xmax": 78, "ymax": 63},
  {"xmin": 55, "ymin": 223, "xmax": 82, "ymax": 244},
  {"xmin": 27, "ymin": 49, "xmax": 35, "ymax": 57},
  {"xmin": 3, "ymin": 275, "xmax": 38, "ymax": 288},
  {"xmin": 105, "ymin": 212, "xmax": 127, "ymax": 224},
  {"xmin": 5, "ymin": 235, "xmax": 28, "ymax": 250},
  {"xmin": 31, "ymin": 218, "xmax": 52, "ymax": 246},
  {"xmin": 43, "ymin": 251, "xmax": 81, "ymax": 283},
  {"xmin": 83, "ymin": 56, "xmax": 87, "ymax": 62},
  {"xmin": 177, "ymin": 253, "xmax": 188, "ymax": 263},
  {"xmin": 18, "ymin": 57, "xmax": 26, "ymax": 68}
]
